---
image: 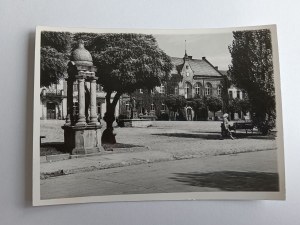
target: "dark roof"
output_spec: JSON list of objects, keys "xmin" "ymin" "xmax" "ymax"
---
[{"xmin": 171, "ymin": 57, "xmax": 222, "ymax": 77}]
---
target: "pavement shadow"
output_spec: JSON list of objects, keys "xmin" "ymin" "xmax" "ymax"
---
[
  {"xmin": 170, "ymin": 171, "xmax": 279, "ymax": 191},
  {"xmin": 40, "ymin": 142, "xmax": 144, "ymax": 155}
]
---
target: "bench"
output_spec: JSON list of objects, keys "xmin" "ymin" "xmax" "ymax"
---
[{"xmin": 233, "ymin": 121, "xmax": 254, "ymax": 134}]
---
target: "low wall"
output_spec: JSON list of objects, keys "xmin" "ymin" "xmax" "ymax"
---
[{"xmin": 119, "ymin": 119, "xmax": 153, "ymax": 128}]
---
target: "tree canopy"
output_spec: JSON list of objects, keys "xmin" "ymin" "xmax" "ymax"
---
[
  {"xmin": 229, "ymin": 30, "xmax": 275, "ymax": 114},
  {"xmin": 205, "ymin": 96, "xmax": 222, "ymax": 117},
  {"xmin": 228, "ymin": 29, "xmax": 276, "ymax": 133},
  {"xmin": 165, "ymin": 95, "xmax": 187, "ymax": 113},
  {"xmin": 40, "ymin": 31, "xmax": 71, "ymax": 87},
  {"xmin": 89, "ymin": 33, "xmax": 173, "ymax": 94}
]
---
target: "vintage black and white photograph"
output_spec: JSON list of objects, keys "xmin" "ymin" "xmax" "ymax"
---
[{"xmin": 33, "ymin": 25, "xmax": 285, "ymax": 205}]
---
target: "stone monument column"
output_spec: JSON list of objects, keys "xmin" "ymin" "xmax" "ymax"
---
[
  {"xmin": 65, "ymin": 77, "xmax": 74, "ymax": 125},
  {"xmin": 76, "ymin": 76, "xmax": 86, "ymax": 126},
  {"xmin": 89, "ymin": 78, "xmax": 99, "ymax": 125},
  {"xmin": 62, "ymin": 40, "xmax": 103, "ymax": 155}
]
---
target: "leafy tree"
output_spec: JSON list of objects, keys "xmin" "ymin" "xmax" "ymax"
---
[
  {"xmin": 40, "ymin": 31, "xmax": 71, "ymax": 87},
  {"xmin": 239, "ymin": 98, "xmax": 251, "ymax": 114},
  {"xmin": 229, "ymin": 29, "xmax": 275, "ymax": 134},
  {"xmin": 89, "ymin": 33, "xmax": 173, "ymax": 143},
  {"xmin": 220, "ymin": 73, "xmax": 231, "ymax": 113},
  {"xmin": 228, "ymin": 98, "xmax": 240, "ymax": 115},
  {"xmin": 205, "ymin": 96, "xmax": 222, "ymax": 118},
  {"xmin": 187, "ymin": 98, "xmax": 206, "ymax": 120},
  {"xmin": 165, "ymin": 94, "xmax": 187, "ymax": 119}
]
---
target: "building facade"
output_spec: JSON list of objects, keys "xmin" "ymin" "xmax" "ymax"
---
[
  {"xmin": 119, "ymin": 52, "xmax": 225, "ymax": 121},
  {"xmin": 40, "ymin": 79, "xmax": 119, "ymax": 120}
]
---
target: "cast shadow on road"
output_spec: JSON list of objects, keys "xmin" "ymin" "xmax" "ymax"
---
[
  {"xmin": 170, "ymin": 171, "xmax": 279, "ymax": 191},
  {"xmin": 152, "ymin": 132, "xmax": 276, "ymax": 140},
  {"xmin": 40, "ymin": 142, "xmax": 144, "ymax": 155}
]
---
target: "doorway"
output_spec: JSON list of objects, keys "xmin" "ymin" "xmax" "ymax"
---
[{"xmin": 47, "ymin": 102, "xmax": 56, "ymax": 119}]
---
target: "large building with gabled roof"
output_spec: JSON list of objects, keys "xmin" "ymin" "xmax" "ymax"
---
[{"xmin": 119, "ymin": 52, "xmax": 225, "ymax": 121}]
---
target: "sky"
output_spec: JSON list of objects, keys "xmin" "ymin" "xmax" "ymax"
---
[{"xmin": 154, "ymin": 32, "xmax": 234, "ymax": 71}]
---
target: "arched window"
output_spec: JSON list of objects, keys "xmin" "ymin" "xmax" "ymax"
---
[
  {"xmin": 150, "ymin": 103, "xmax": 155, "ymax": 111},
  {"xmin": 185, "ymin": 82, "xmax": 192, "ymax": 98},
  {"xmin": 195, "ymin": 83, "xmax": 201, "ymax": 95},
  {"xmin": 205, "ymin": 83, "xmax": 212, "ymax": 96},
  {"xmin": 217, "ymin": 85, "xmax": 222, "ymax": 96}
]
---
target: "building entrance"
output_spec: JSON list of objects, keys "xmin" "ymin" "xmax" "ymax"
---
[{"xmin": 47, "ymin": 102, "xmax": 56, "ymax": 119}]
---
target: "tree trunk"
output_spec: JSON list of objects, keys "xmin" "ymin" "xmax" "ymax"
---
[{"xmin": 101, "ymin": 91, "xmax": 121, "ymax": 144}]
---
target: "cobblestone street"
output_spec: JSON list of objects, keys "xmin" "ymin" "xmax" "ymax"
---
[{"xmin": 40, "ymin": 120, "xmax": 277, "ymax": 158}]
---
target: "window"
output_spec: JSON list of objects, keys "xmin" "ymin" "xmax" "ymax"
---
[
  {"xmin": 150, "ymin": 103, "xmax": 155, "ymax": 111},
  {"xmin": 73, "ymin": 83, "xmax": 78, "ymax": 92},
  {"xmin": 185, "ymin": 82, "xmax": 192, "ymax": 98},
  {"xmin": 174, "ymin": 85, "xmax": 179, "ymax": 95},
  {"xmin": 97, "ymin": 102, "xmax": 102, "ymax": 115},
  {"xmin": 139, "ymin": 89, "xmax": 143, "ymax": 94},
  {"xmin": 205, "ymin": 83, "xmax": 212, "ymax": 96},
  {"xmin": 160, "ymin": 85, "xmax": 165, "ymax": 94},
  {"xmin": 229, "ymin": 91, "xmax": 233, "ymax": 99},
  {"xmin": 186, "ymin": 65, "xmax": 189, "ymax": 69},
  {"xmin": 217, "ymin": 86, "xmax": 222, "ymax": 96},
  {"xmin": 96, "ymin": 84, "xmax": 102, "ymax": 92},
  {"xmin": 125, "ymin": 101, "xmax": 130, "ymax": 111},
  {"xmin": 195, "ymin": 83, "xmax": 201, "ymax": 95},
  {"xmin": 73, "ymin": 102, "xmax": 79, "ymax": 115},
  {"xmin": 242, "ymin": 91, "xmax": 246, "ymax": 99},
  {"xmin": 237, "ymin": 90, "xmax": 241, "ymax": 99},
  {"xmin": 161, "ymin": 104, "xmax": 166, "ymax": 111}
]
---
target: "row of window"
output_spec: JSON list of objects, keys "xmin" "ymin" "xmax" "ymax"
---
[
  {"xmin": 139, "ymin": 83, "xmax": 222, "ymax": 97},
  {"xmin": 228, "ymin": 90, "xmax": 246, "ymax": 99},
  {"xmin": 184, "ymin": 82, "xmax": 222, "ymax": 97}
]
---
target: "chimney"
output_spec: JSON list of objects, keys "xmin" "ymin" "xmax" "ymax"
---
[
  {"xmin": 202, "ymin": 57, "xmax": 206, "ymax": 60},
  {"xmin": 188, "ymin": 56, "xmax": 192, "ymax": 59}
]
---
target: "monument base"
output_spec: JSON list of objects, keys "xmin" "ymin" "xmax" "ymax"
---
[{"xmin": 62, "ymin": 124, "xmax": 104, "ymax": 155}]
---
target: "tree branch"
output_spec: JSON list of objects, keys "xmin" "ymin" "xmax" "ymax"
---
[
  {"xmin": 112, "ymin": 92, "xmax": 122, "ymax": 107},
  {"xmin": 106, "ymin": 90, "xmax": 112, "ymax": 106}
]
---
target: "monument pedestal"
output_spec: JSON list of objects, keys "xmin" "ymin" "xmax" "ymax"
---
[{"xmin": 62, "ymin": 124, "xmax": 104, "ymax": 155}]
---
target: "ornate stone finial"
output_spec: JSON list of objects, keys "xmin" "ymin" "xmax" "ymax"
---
[
  {"xmin": 71, "ymin": 39, "xmax": 93, "ymax": 66},
  {"xmin": 78, "ymin": 39, "xmax": 84, "ymax": 48}
]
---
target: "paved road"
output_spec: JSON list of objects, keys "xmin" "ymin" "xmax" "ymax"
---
[{"xmin": 41, "ymin": 150, "xmax": 278, "ymax": 199}]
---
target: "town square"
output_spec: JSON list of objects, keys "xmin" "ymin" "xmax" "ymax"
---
[{"xmin": 35, "ymin": 26, "xmax": 283, "ymax": 202}]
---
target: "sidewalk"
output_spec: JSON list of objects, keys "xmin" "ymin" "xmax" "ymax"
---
[{"xmin": 40, "ymin": 145, "xmax": 276, "ymax": 179}]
